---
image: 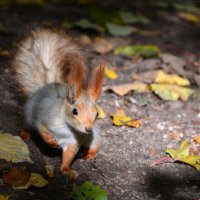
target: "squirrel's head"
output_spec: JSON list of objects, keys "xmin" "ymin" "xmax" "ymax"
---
[{"xmin": 64, "ymin": 65, "xmax": 104, "ymax": 134}]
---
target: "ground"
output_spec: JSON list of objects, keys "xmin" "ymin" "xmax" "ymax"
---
[{"xmin": 0, "ymin": 3, "xmax": 200, "ymax": 200}]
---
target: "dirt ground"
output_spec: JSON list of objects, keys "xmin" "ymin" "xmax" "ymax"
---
[{"xmin": 0, "ymin": 4, "xmax": 200, "ymax": 200}]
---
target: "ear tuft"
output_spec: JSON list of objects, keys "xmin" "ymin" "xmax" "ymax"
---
[
  {"xmin": 66, "ymin": 84, "xmax": 77, "ymax": 104},
  {"xmin": 86, "ymin": 64, "xmax": 105, "ymax": 101}
]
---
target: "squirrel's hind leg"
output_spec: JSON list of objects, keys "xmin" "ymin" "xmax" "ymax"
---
[{"xmin": 39, "ymin": 127, "xmax": 59, "ymax": 148}]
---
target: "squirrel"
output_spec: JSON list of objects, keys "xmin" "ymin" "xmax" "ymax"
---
[{"xmin": 13, "ymin": 27, "xmax": 105, "ymax": 180}]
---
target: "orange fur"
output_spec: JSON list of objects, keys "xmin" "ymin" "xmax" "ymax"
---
[
  {"xmin": 84, "ymin": 148, "xmax": 97, "ymax": 160},
  {"xmin": 39, "ymin": 127, "xmax": 59, "ymax": 148},
  {"xmin": 86, "ymin": 65, "xmax": 105, "ymax": 101},
  {"xmin": 60, "ymin": 144, "xmax": 79, "ymax": 180}
]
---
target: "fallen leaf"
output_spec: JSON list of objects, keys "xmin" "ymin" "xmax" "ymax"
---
[
  {"xmin": 167, "ymin": 140, "xmax": 200, "ymax": 170},
  {"xmin": 70, "ymin": 181, "xmax": 108, "ymax": 200},
  {"xmin": 93, "ymin": 37, "xmax": 113, "ymax": 54},
  {"xmin": 178, "ymin": 12, "xmax": 200, "ymax": 24},
  {"xmin": 194, "ymin": 134, "xmax": 200, "ymax": 144},
  {"xmin": 73, "ymin": 19, "xmax": 105, "ymax": 33},
  {"xmin": 0, "ymin": 132, "xmax": 32, "ymax": 163},
  {"xmin": 114, "ymin": 45, "xmax": 160, "ymax": 57},
  {"xmin": 106, "ymin": 23, "xmax": 137, "ymax": 36},
  {"xmin": 104, "ymin": 67, "xmax": 118, "ymax": 80},
  {"xmin": 0, "ymin": 195, "xmax": 9, "ymax": 200},
  {"xmin": 107, "ymin": 82, "xmax": 149, "ymax": 96},
  {"xmin": 13, "ymin": 173, "xmax": 48, "ymax": 189},
  {"xmin": 111, "ymin": 108, "xmax": 141, "ymax": 128},
  {"xmin": 79, "ymin": 34, "xmax": 92, "ymax": 45},
  {"xmin": 3, "ymin": 167, "xmax": 30, "ymax": 187},
  {"xmin": 131, "ymin": 70, "xmax": 158, "ymax": 84},
  {"xmin": 0, "ymin": 50, "xmax": 9, "ymax": 57},
  {"xmin": 155, "ymin": 70, "xmax": 190, "ymax": 86},
  {"xmin": 45, "ymin": 164, "xmax": 55, "ymax": 178},
  {"xmin": 119, "ymin": 11, "xmax": 151, "ymax": 24},
  {"xmin": 96, "ymin": 105, "xmax": 106, "ymax": 119},
  {"xmin": 150, "ymin": 83, "xmax": 195, "ymax": 101}
]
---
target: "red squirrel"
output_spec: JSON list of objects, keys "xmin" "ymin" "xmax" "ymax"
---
[{"xmin": 13, "ymin": 27, "xmax": 104, "ymax": 180}]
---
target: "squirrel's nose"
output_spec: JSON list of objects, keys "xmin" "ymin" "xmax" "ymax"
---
[{"xmin": 85, "ymin": 127, "xmax": 92, "ymax": 133}]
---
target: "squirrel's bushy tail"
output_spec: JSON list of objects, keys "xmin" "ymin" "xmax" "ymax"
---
[{"xmin": 14, "ymin": 28, "xmax": 86, "ymax": 95}]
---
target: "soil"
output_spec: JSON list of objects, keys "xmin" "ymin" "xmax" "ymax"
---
[{"xmin": 0, "ymin": 4, "xmax": 200, "ymax": 200}]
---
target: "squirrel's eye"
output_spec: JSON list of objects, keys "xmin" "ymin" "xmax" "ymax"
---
[{"xmin": 72, "ymin": 108, "xmax": 78, "ymax": 115}]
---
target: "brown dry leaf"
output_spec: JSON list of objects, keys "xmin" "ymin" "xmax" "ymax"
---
[
  {"xmin": 194, "ymin": 134, "xmax": 200, "ymax": 144},
  {"xmin": 45, "ymin": 164, "xmax": 55, "ymax": 178},
  {"xmin": 0, "ymin": 50, "xmax": 9, "ymax": 57},
  {"xmin": 0, "ymin": 132, "xmax": 32, "ymax": 163},
  {"xmin": 3, "ymin": 167, "xmax": 31, "ymax": 187},
  {"xmin": 93, "ymin": 37, "xmax": 113, "ymax": 54},
  {"xmin": 13, "ymin": 173, "xmax": 48, "ymax": 189},
  {"xmin": 111, "ymin": 108, "xmax": 141, "ymax": 128},
  {"xmin": 107, "ymin": 82, "xmax": 149, "ymax": 96},
  {"xmin": 178, "ymin": 12, "xmax": 200, "ymax": 24},
  {"xmin": 131, "ymin": 70, "xmax": 158, "ymax": 84},
  {"xmin": 79, "ymin": 34, "xmax": 92, "ymax": 45}
]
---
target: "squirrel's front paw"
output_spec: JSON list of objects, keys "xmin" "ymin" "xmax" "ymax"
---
[
  {"xmin": 60, "ymin": 166, "xmax": 78, "ymax": 180},
  {"xmin": 84, "ymin": 148, "xmax": 97, "ymax": 160}
]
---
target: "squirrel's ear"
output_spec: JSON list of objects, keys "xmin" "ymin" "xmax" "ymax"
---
[
  {"xmin": 66, "ymin": 84, "xmax": 77, "ymax": 104},
  {"xmin": 86, "ymin": 65, "xmax": 105, "ymax": 101}
]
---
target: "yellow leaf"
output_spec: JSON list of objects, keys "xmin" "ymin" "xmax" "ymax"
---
[
  {"xmin": 111, "ymin": 109, "xmax": 141, "ymax": 128},
  {"xmin": 155, "ymin": 70, "xmax": 190, "ymax": 86},
  {"xmin": 13, "ymin": 173, "xmax": 48, "ymax": 189},
  {"xmin": 0, "ymin": 132, "xmax": 32, "ymax": 163},
  {"xmin": 96, "ymin": 105, "xmax": 106, "ymax": 119},
  {"xmin": 45, "ymin": 164, "xmax": 55, "ymax": 178},
  {"xmin": 0, "ymin": 195, "xmax": 9, "ymax": 200},
  {"xmin": 178, "ymin": 12, "xmax": 200, "ymax": 24},
  {"xmin": 167, "ymin": 140, "xmax": 200, "ymax": 171},
  {"xmin": 104, "ymin": 67, "xmax": 118, "ymax": 80},
  {"xmin": 150, "ymin": 84, "xmax": 195, "ymax": 101},
  {"xmin": 107, "ymin": 82, "xmax": 149, "ymax": 96},
  {"xmin": 194, "ymin": 134, "xmax": 200, "ymax": 144}
]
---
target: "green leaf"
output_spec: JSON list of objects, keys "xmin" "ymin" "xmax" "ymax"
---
[
  {"xmin": 119, "ymin": 11, "xmax": 151, "ymax": 25},
  {"xmin": 70, "ymin": 182, "xmax": 108, "ymax": 200},
  {"xmin": 73, "ymin": 19, "xmax": 105, "ymax": 33},
  {"xmin": 0, "ymin": 132, "xmax": 32, "ymax": 163},
  {"xmin": 150, "ymin": 84, "xmax": 195, "ymax": 101},
  {"xmin": 167, "ymin": 140, "xmax": 200, "ymax": 170},
  {"xmin": 114, "ymin": 45, "xmax": 159, "ymax": 57},
  {"xmin": 106, "ymin": 23, "xmax": 137, "ymax": 36}
]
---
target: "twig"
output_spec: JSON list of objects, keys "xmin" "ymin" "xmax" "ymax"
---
[{"xmin": 150, "ymin": 155, "xmax": 175, "ymax": 167}]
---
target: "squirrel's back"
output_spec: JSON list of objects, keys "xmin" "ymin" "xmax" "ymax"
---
[{"xmin": 13, "ymin": 27, "xmax": 86, "ymax": 95}]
